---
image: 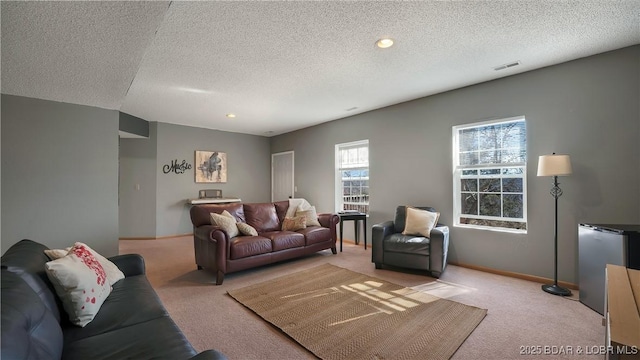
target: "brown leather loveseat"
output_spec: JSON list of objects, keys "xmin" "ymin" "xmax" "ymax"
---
[{"xmin": 190, "ymin": 201, "xmax": 339, "ymax": 285}]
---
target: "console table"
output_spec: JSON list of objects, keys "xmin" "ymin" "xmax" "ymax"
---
[
  {"xmin": 604, "ymin": 264, "xmax": 640, "ymax": 360},
  {"xmin": 187, "ymin": 197, "xmax": 241, "ymax": 205},
  {"xmin": 338, "ymin": 212, "xmax": 367, "ymax": 252}
]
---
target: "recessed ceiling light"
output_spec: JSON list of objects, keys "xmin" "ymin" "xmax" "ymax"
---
[
  {"xmin": 376, "ymin": 38, "xmax": 394, "ymax": 49},
  {"xmin": 226, "ymin": 113, "xmax": 236, "ymax": 118}
]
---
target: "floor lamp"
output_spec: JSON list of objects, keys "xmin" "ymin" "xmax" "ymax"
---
[{"xmin": 537, "ymin": 153, "xmax": 573, "ymax": 296}]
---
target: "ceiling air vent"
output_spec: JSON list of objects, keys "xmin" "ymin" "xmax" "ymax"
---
[{"xmin": 494, "ymin": 61, "xmax": 521, "ymax": 71}]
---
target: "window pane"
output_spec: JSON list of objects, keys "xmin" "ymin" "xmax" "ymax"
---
[
  {"xmin": 503, "ymin": 194, "xmax": 523, "ymax": 218},
  {"xmin": 461, "ymin": 179, "xmax": 477, "ymax": 192},
  {"xmin": 479, "ymin": 179, "xmax": 500, "ymax": 192},
  {"xmin": 479, "ymin": 168, "xmax": 500, "ymax": 176},
  {"xmin": 500, "ymin": 149, "xmax": 525, "ymax": 163},
  {"xmin": 461, "ymin": 193, "xmax": 478, "ymax": 215},
  {"xmin": 502, "ymin": 167, "xmax": 523, "ymax": 175},
  {"xmin": 478, "ymin": 126, "xmax": 498, "ymax": 150},
  {"xmin": 479, "ymin": 194, "xmax": 501, "ymax": 216},
  {"xmin": 502, "ymin": 178, "xmax": 523, "ymax": 192},
  {"xmin": 459, "ymin": 129, "xmax": 478, "ymax": 152},
  {"xmin": 479, "ymin": 150, "xmax": 498, "ymax": 164},
  {"xmin": 462, "ymin": 169, "xmax": 477, "ymax": 176},
  {"xmin": 459, "ymin": 152, "xmax": 478, "ymax": 166}
]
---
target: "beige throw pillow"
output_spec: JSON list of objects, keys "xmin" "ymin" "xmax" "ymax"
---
[
  {"xmin": 282, "ymin": 216, "xmax": 307, "ymax": 231},
  {"xmin": 237, "ymin": 222, "xmax": 258, "ymax": 236},
  {"xmin": 296, "ymin": 206, "xmax": 321, "ymax": 227},
  {"xmin": 402, "ymin": 207, "xmax": 440, "ymax": 238},
  {"xmin": 210, "ymin": 212, "xmax": 239, "ymax": 238}
]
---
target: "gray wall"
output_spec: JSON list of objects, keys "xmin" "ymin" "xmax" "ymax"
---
[
  {"xmin": 271, "ymin": 45, "xmax": 640, "ymax": 284},
  {"xmin": 1, "ymin": 95, "xmax": 120, "ymax": 256},
  {"xmin": 119, "ymin": 122, "xmax": 271, "ymax": 238}
]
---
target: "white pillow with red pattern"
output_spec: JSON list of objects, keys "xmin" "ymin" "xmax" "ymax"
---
[
  {"xmin": 45, "ymin": 242, "xmax": 112, "ymax": 327},
  {"xmin": 44, "ymin": 244, "xmax": 124, "ymax": 286}
]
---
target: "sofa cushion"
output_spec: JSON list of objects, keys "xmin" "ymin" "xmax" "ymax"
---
[
  {"xmin": 1, "ymin": 239, "xmax": 62, "ymax": 322},
  {"xmin": 244, "ymin": 203, "xmax": 281, "ymax": 232},
  {"xmin": 261, "ymin": 231, "xmax": 305, "ymax": 251},
  {"xmin": 297, "ymin": 226, "xmax": 331, "ymax": 246},
  {"xmin": 1, "ymin": 270, "xmax": 63, "ymax": 360},
  {"xmin": 62, "ymin": 275, "xmax": 169, "ymax": 344},
  {"xmin": 190, "ymin": 203, "xmax": 245, "ymax": 227},
  {"xmin": 384, "ymin": 233, "xmax": 431, "ymax": 256},
  {"xmin": 63, "ymin": 316, "xmax": 197, "ymax": 360},
  {"xmin": 273, "ymin": 200, "xmax": 289, "ymax": 224},
  {"xmin": 402, "ymin": 207, "xmax": 440, "ymax": 238},
  {"xmin": 393, "ymin": 206, "xmax": 437, "ymax": 233},
  {"xmin": 45, "ymin": 243, "xmax": 112, "ymax": 327},
  {"xmin": 230, "ymin": 236, "xmax": 272, "ymax": 260}
]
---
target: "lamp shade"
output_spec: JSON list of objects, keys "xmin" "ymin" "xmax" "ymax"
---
[{"xmin": 537, "ymin": 154, "xmax": 572, "ymax": 176}]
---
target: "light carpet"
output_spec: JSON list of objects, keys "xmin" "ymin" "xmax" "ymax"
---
[{"xmin": 228, "ymin": 263, "xmax": 487, "ymax": 360}]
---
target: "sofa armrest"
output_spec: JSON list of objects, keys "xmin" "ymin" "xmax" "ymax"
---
[
  {"xmin": 193, "ymin": 225, "xmax": 230, "ymax": 279},
  {"xmin": 318, "ymin": 213, "xmax": 339, "ymax": 228},
  {"xmin": 428, "ymin": 225, "xmax": 450, "ymax": 275},
  {"xmin": 108, "ymin": 254, "xmax": 145, "ymax": 277},
  {"xmin": 188, "ymin": 349, "xmax": 229, "ymax": 360},
  {"xmin": 318, "ymin": 213, "xmax": 339, "ymax": 244},
  {"xmin": 372, "ymin": 221, "xmax": 395, "ymax": 264}
]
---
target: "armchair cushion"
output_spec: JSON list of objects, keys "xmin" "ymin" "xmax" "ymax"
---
[
  {"xmin": 384, "ymin": 233, "xmax": 430, "ymax": 256},
  {"xmin": 402, "ymin": 207, "xmax": 440, "ymax": 238}
]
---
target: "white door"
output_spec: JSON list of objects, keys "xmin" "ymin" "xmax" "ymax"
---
[{"xmin": 272, "ymin": 151, "xmax": 294, "ymax": 201}]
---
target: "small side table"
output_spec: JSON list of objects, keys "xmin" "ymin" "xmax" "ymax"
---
[{"xmin": 338, "ymin": 212, "xmax": 367, "ymax": 252}]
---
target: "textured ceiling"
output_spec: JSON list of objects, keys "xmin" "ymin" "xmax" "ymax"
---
[{"xmin": 2, "ymin": 1, "xmax": 639, "ymax": 137}]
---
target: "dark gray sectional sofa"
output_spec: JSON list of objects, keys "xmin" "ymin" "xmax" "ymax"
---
[{"xmin": 1, "ymin": 239, "xmax": 227, "ymax": 360}]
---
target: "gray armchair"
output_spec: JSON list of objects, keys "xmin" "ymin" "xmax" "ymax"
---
[{"xmin": 372, "ymin": 206, "xmax": 450, "ymax": 278}]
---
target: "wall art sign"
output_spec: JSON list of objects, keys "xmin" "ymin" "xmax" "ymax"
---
[
  {"xmin": 195, "ymin": 150, "xmax": 227, "ymax": 183},
  {"xmin": 162, "ymin": 159, "xmax": 192, "ymax": 174}
]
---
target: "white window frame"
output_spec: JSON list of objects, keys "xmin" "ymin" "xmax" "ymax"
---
[
  {"xmin": 452, "ymin": 116, "xmax": 527, "ymax": 233},
  {"xmin": 335, "ymin": 140, "xmax": 369, "ymax": 214}
]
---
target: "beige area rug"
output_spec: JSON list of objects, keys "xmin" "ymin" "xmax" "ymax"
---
[{"xmin": 227, "ymin": 263, "xmax": 487, "ymax": 360}]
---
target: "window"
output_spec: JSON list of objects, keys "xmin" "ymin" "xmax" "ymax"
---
[
  {"xmin": 452, "ymin": 117, "xmax": 527, "ymax": 232},
  {"xmin": 336, "ymin": 140, "xmax": 369, "ymax": 214}
]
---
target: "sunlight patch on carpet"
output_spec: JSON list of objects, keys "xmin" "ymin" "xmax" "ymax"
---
[{"xmin": 411, "ymin": 279, "xmax": 477, "ymax": 299}]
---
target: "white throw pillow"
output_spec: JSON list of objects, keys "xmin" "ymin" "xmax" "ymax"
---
[
  {"xmin": 45, "ymin": 243, "xmax": 112, "ymax": 327},
  {"xmin": 402, "ymin": 207, "xmax": 440, "ymax": 238},
  {"xmin": 45, "ymin": 243, "xmax": 124, "ymax": 286},
  {"xmin": 210, "ymin": 212, "xmax": 239, "ymax": 238},
  {"xmin": 44, "ymin": 247, "xmax": 71, "ymax": 260},
  {"xmin": 296, "ymin": 206, "xmax": 321, "ymax": 227}
]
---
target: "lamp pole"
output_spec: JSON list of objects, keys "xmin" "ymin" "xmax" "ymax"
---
[{"xmin": 542, "ymin": 174, "xmax": 572, "ymax": 296}]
